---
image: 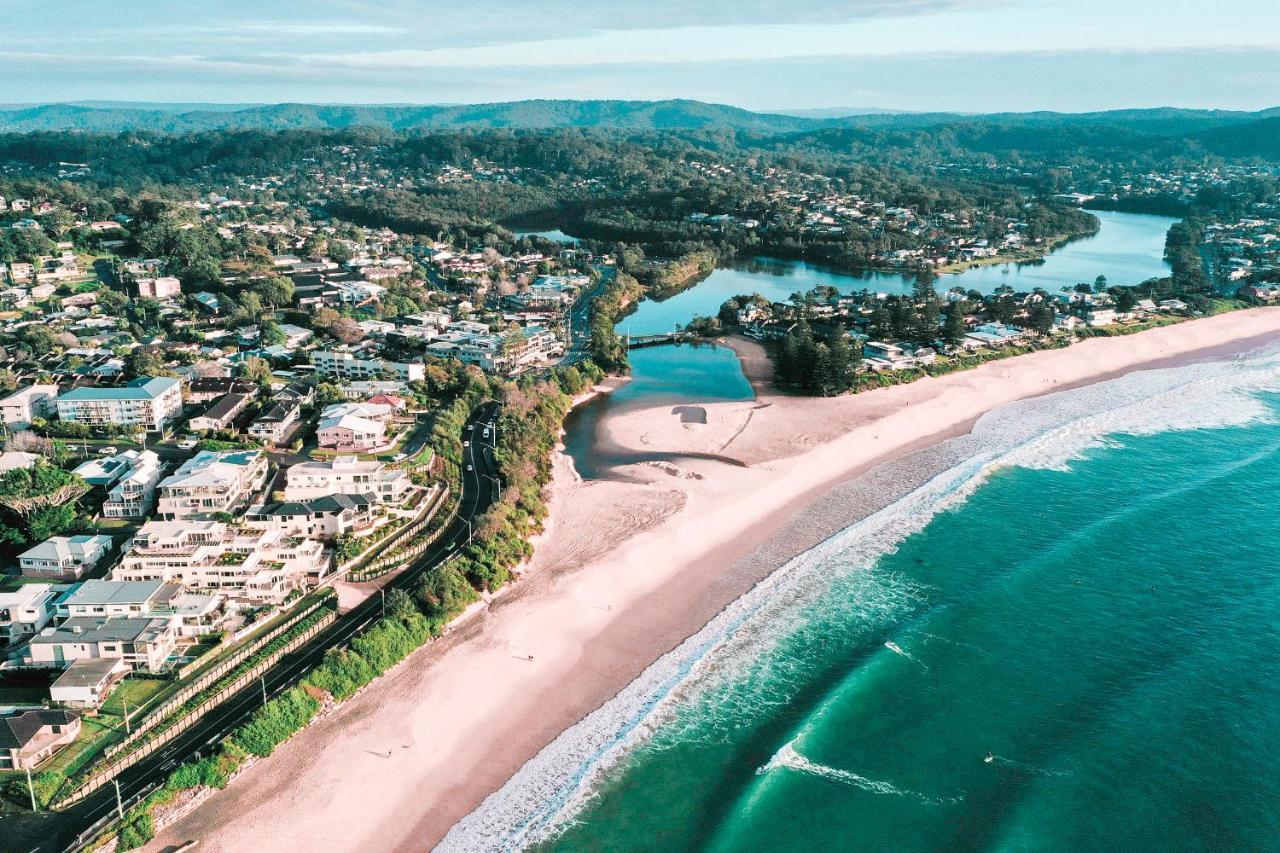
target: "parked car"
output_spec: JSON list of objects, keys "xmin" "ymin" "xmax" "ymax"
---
[
  {"xmin": 99, "ymin": 446, "xmax": 118, "ymax": 455},
  {"xmin": 177, "ymin": 437, "xmax": 198, "ymax": 450}
]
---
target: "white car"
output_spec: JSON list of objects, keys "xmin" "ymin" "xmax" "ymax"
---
[
  {"xmin": 99, "ymin": 446, "xmax": 118, "ymax": 456},
  {"xmin": 177, "ymin": 437, "xmax": 198, "ymax": 450},
  {"xmin": 466, "ymin": 463, "xmax": 474, "ymax": 471},
  {"xmin": 463, "ymin": 440, "xmax": 470, "ymax": 447}
]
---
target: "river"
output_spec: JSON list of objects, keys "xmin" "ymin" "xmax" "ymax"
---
[{"xmin": 564, "ymin": 210, "xmax": 1176, "ymax": 478}]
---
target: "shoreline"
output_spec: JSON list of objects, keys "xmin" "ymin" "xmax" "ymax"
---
[{"xmin": 148, "ymin": 309, "xmax": 1280, "ymax": 853}]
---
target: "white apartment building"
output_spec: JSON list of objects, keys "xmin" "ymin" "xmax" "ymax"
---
[
  {"xmin": 283, "ymin": 457, "xmax": 412, "ymax": 505},
  {"xmin": 56, "ymin": 376, "xmax": 182, "ymax": 432},
  {"xmin": 115, "ymin": 520, "xmax": 327, "ymax": 603},
  {"xmin": 309, "ymin": 349, "xmax": 425, "ymax": 383},
  {"xmin": 155, "ymin": 449, "xmax": 269, "ymax": 521},
  {"xmin": 0, "ymin": 384, "xmax": 58, "ymax": 427}
]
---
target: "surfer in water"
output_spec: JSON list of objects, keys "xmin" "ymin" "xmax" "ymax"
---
[{"xmin": 984, "ymin": 752, "xmax": 995, "ymax": 764}]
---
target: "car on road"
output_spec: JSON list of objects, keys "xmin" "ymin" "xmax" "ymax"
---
[
  {"xmin": 463, "ymin": 440, "xmax": 470, "ymax": 447},
  {"xmin": 177, "ymin": 437, "xmax": 198, "ymax": 450},
  {"xmin": 392, "ymin": 452, "xmax": 407, "ymax": 462},
  {"xmin": 466, "ymin": 463, "xmax": 473, "ymax": 471},
  {"xmin": 100, "ymin": 445, "xmax": 118, "ymax": 455}
]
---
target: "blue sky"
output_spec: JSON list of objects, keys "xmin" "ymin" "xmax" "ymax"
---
[{"xmin": 3, "ymin": 0, "xmax": 1279, "ymax": 111}]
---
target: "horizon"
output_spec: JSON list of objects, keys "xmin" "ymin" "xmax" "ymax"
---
[
  {"xmin": 4, "ymin": 1, "xmax": 1280, "ymax": 111},
  {"xmin": 3, "ymin": 97, "xmax": 1279, "ymax": 118}
]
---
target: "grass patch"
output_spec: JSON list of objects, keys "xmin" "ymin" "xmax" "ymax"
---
[{"xmin": 99, "ymin": 678, "xmax": 168, "ymax": 718}]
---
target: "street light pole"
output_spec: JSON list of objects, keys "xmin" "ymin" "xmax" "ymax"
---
[
  {"xmin": 380, "ymin": 587, "xmax": 386, "ymax": 618},
  {"xmin": 261, "ymin": 676, "xmax": 268, "ymax": 704},
  {"xmin": 123, "ymin": 698, "xmax": 130, "ymax": 735},
  {"xmin": 25, "ymin": 766, "xmax": 37, "ymax": 811},
  {"xmin": 486, "ymin": 474, "xmax": 501, "ymax": 501},
  {"xmin": 113, "ymin": 779, "xmax": 125, "ymax": 823}
]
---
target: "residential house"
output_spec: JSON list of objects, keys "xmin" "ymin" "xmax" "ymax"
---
[
  {"xmin": 0, "ymin": 583, "xmax": 59, "ymax": 644},
  {"xmin": 0, "ymin": 709, "xmax": 81, "ymax": 770},
  {"xmin": 101, "ymin": 450, "xmax": 164, "ymax": 519},
  {"xmin": 246, "ymin": 401, "xmax": 300, "ymax": 445},
  {"xmin": 862, "ymin": 341, "xmax": 937, "ymax": 371},
  {"xmin": 248, "ymin": 493, "xmax": 378, "ymax": 539},
  {"xmin": 340, "ymin": 380, "xmax": 407, "ymax": 400},
  {"xmin": 273, "ymin": 381, "xmax": 315, "ymax": 407},
  {"xmin": 189, "ymin": 393, "xmax": 252, "ymax": 433},
  {"xmin": 0, "ymin": 451, "xmax": 39, "ymax": 474},
  {"xmin": 1086, "ymin": 307, "xmax": 1119, "ymax": 327},
  {"xmin": 277, "ymin": 324, "xmax": 313, "ymax": 348},
  {"xmin": 283, "ymin": 457, "xmax": 411, "ymax": 504},
  {"xmin": 155, "ymin": 449, "xmax": 269, "ymax": 521},
  {"xmin": 316, "ymin": 414, "xmax": 386, "ymax": 451},
  {"xmin": 135, "ymin": 276, "xmax": 182, "ymax": 299},
  {"xmin": 186, "ymin": 377, "xmax": 256, "ymax": 404},
  {"xmin": 59, "ymin": 579, "xmax": 226, "ymax": 637},
  {"xmin": 29, "ymin": 617, "xmax": 178, "ymax": 672},
  {"xmin": 49, "ymin": 658, "xmax": 128, "ymax": 709},
  {"xmin": 56, "ymin": 376, "xmax": 183, "ymax": 432},
  {"xmin": 19, "ymin": 535, "xmax": 113, "ymax": 581}
]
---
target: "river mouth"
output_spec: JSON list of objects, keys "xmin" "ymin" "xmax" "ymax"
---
[{"xmin": 564, "ymin": 343, "xmax": 753, "ymax": 479}]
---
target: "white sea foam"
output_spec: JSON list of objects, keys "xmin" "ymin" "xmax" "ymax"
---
[
  {"xmin": 884, "ymin": 640, "xmax": 928, "ymax": 670},
  {"xmin": 436, "ymin": 345, "xmax": 1280, "ymax": 853},
  {"xmin": 758, "ymin": 742, "xmax": 960, "ymax": 805}
]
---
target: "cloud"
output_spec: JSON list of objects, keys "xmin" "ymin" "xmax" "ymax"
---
[{"xmin": 3, "ymin": 47, "xmax": 1280, "ymax": 113}]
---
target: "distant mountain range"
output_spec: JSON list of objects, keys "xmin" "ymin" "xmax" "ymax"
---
[{"xmin": 0, "ymin": 99, "xmax": 1278, "ymax": 155}]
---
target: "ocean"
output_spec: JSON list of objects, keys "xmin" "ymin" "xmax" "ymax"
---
[{"xmin": 441, "ymin": 346, "xmax": 1280, "ymax": 853}]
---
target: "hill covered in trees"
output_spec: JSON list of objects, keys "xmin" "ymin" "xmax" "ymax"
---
[{"xmin": 2, "ymin": 100, "xmax": 1280, "ymax": 156}]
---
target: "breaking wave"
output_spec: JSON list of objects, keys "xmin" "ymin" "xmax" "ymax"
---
[
  {"xmin": 757, "ymin": 742, "xmax": 961, "ymax": 805},
  {"xmin": 436, "ymin": 344, "xmax": 1280, "ymax": 852}
]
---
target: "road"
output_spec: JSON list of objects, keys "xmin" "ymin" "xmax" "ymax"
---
[
  {"xmin": 561, "ymin": 264, "xmax": 613, "ymax": 367},
  {"xmin": 3, "ymin": 404, "xmax": 503, "ymax": 853}
]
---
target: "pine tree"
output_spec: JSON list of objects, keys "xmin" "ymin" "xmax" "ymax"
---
[{"xmin": 942, "ymin": 309, "xmax": 967, "ymax": 351}]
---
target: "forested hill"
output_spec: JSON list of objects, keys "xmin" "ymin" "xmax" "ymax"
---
[
  {"xmin": 0, "ymin": 100, "xmax": 817, "ymax": 134},
  {"xmin": 2, "ymin": 99, "xmax": 1279, "ymax": 140}
]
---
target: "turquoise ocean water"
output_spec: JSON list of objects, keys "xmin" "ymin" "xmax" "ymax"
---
[{"xmin": 443, "ymin": 348, "xmax": 1280, "ymax": 853}]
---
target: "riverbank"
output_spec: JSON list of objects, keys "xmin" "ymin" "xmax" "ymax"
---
[{"xmin": 148, "ymin": 308, "xmax": 1280, "ymax": 853}]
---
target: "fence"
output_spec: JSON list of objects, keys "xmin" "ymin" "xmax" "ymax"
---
[
  {"xmin": 53, "ymin": 606, "xmax": 335, "ymax": 808},
  {"xmin": 346, "ymin": 485, "xmax": 454, "ymax": 582}
]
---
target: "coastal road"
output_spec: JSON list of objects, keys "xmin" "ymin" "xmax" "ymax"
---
[{"xmin": 4, "ymin": 404, "xmax": 502, "ymax": 853}]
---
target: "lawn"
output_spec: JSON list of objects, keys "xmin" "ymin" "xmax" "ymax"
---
[
  {"xmin": 99, "ymin": 678, "xmax": 169, "ymax": 719},
  {"xmin": 0, "ymin": 575, "xmax": 62, "ymax": 592},
  {"xmin": 38, "ymin": 716, "xmax": 122, "ymax": 780}
]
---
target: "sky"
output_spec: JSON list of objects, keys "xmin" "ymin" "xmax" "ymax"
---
[{"xmin": 2, "ymin": 0, "xmax": 1279, "ymax": 112}]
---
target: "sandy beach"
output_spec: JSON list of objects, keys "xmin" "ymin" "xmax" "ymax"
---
[{"xmin": 148, "ymin": 309, "xmax": 1280, "ymax": 853}]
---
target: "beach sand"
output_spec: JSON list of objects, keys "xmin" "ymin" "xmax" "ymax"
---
[{"xmin": 147, "ymin": 309, "xmax": 1280, "ymax": 853}]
